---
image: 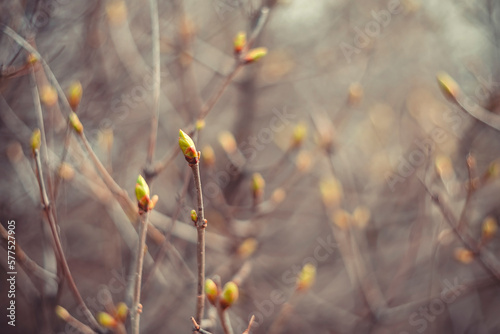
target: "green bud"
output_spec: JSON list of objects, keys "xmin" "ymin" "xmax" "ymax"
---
[
  {"xmin": 205, "ymin": 278, "xmax": 218, "ymax": 306},
  {"xmin": 135, "ymin": 175, "xmax": 150, "ymax": 209},
  {"xmin": 55, "ymin": 306, "xmax": 69, "ymax": 320},
  {"xmin": 97, "ymin": 311, "xmax": 117, "ymax": 328},
  {"xmin": 296, "ymin": 263, "xmax": 316, "ymax": 292},
  {"xmin": 437, "ymin": 72, "xmax": 460, "ymax": 102},
  {"xmin": 482, "ymin": 216, "xmax": 498, "ymax": 240},
  {"xmin": 179, "ymin": 129, "xmax": 198, "ymax": 164},
  {"xmin": 244, "ymin": 47, "xmax": 267, "ymax": 64},
  {"xmin": 67, "ymin": 81, "xmax": 83, "ymax": 111},
  {"xmin": 31, "ymin": 128, "xmax": 41, "ymax": 151},
  {"xmin": 251, "ymin": 173, "xmax": 265, "ymax": 199},
  {"xmin": 115, "ymin": 302, "xmax": 128, "ymax": 323},
  {"xmin": 234, "ymin": 31, "xmax": 247, "ymax": 54},
  {"xmin": 291, "ymin": 123, "xmax": 307, "ymax": 148},
  {"xmin": 220, "ymin": 281, "xmax": 239, "ymax": 309},
  {"xmin": 190, "ymin": 209, "xmax": 198, "ymax": 224},
  {"xmin": 69, "ymin": 112, "xmax": 83, "ymax": 134}
]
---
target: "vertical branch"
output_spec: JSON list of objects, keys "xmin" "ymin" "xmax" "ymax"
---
[
  {"xmin": 131, "ymin": 211, "xmax": 150, "ymax": 334},
  {"xmin": 145, "ymin": 0, "xmax": 161, "ymax": 176},
  {"xmin": 216, "ymin": 307, "xmax": 234, "ymax": 334},
  {"xmin": 190, "ymin": 161, "xmax": 206, "ymax": 324},
  {"xmin": 29, "ymin": 67, "xmax": 54, "ymax": 201}
]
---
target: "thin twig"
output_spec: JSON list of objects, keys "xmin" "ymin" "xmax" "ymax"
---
[
  {"xmin": 217, "ymin": 306, "xmax": 234, "ymax": 334},
  {"xmin": 455, "ymin": 90, "xmax": 500, "ymax": 132},
  {"xmin": 213, "ymin": 276, "xmax": 234, "ymax": 334},
  {"xmin": 143, "ymin": 170, "xmax": 195, "ymax": 288},
  {"xmin": 32, "ymin": 147, "xmax": 101, "ymax": 330},
  {"xmin": 247, "ymin": 7, "xmax": 270, "ymax": 49},
  {"xmin": 78, "ymin": 131, "xmax": 136, "ymax": 215},
  {"xmin": 191, "ymin": 317, "xmax": 213, "ymax": 334},
  {"xmin": 56, "ymin": 306, "xmax": 96, "ymax": 334},
  {"xmin": 145, "ymin": 0, "xmax": 161, "ymax": 179},
  {"xmin": 267, "ymin": 301, "xmax": 294, "ymax": 334},
  {"xmin": 242, "ymin": 315, "xmax": 255, "ymax": 334},
  {"xmin": 30, "ymin": 66, "xmax": 55, "ymax": 204},
  {"xmin": 420, "ymin": 181, "xmax": 500, "ymax": 282},
  {"xmin": 190, "ymin": 160, "xmax": 207, "ymax": 324},
  {"xmin": 151, "ymin": 6, "xmax": 272, "ymax": 180},
  {"xmin": 197, "ymin": 63, "xmax": 243, "ymax": 122},
  {"xmin": 150, "ymin": 62, "xmax": 243, "ymax": 178},
  {"xmin": 457, "ymin": 153, "xmax": 477, "ymax": 232},
  {"xmin": 0, "ymin": 224, "xmax": 57, "ymax": 283},
  {"xmin": 1, "ymin": 26, "xmax": 73, "ymax": 113},
  {"xmin": 131, "ymin": 211, "xmax": 150, "ymax": 334},
  {"xmin": 71, "ymin": 123, "xmax": 171, "ymax": 252}
]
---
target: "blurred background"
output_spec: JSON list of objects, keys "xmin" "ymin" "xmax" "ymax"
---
[{"xmin": 1, "ymin": 0, "xmax": 500, "ymax": 333}]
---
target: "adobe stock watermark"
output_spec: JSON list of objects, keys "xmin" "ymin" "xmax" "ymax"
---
[
  {"xmin": 231, "ymin": 234, "xmax": 338, "ymax": 332},
  {"xmin": 213, "ymin": 0, "xmax": 254, "ymax": 21},
  {"xmin": 400, "ymin": 277, "xmax": 466, "ymax": 334},
  {"xmin": 202, "ymin": 106, "xmax": 296, "ymax": 199},
  {"xmin": 385, "ymin": 75, "xmax": 500, "ymax": 191},
  {"xmin": 30, "ymin": 0, "xmax": 71, "ymax": 29},
  {"xmin": 340, "ymin": 0, "xmax": 404, "ymax": 64}
]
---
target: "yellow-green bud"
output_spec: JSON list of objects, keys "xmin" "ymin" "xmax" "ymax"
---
[
  {"xmin": 234, "ymin": 31, "xmax": 247, "ymax": 54},
  {"xmin": 454, "ymin": 247, "xmax": 474, "ymax": 264},
  {"xmin": 69, "ymin": 112, "xmax": 83, "ymax": 134},
  {"xmin": 97, "ymin": 311, "xmax": 117, "ymax": 328},
  {"xmin": 237, "ymin": 238, "xmax": 258, "ymax": 258},
  {"xmin": 27, "ymin": 53, "xmax": 38, "ymax": 65},
  {"xmin": 437, "ymin": 72, "xmax": 460, "ymax": 102},
  {"xmin": 55, "ymin": 306, "xmax": 69, "ymax": 320},
  {"xmin": 67, "ymin": 81, "xmax": 83, "ymax": 111},
  {"xmin": 115, "ymin": 302, "xmax": 128, "ymax": 323},
  {"xmin": 149, "ymin": 194, "xmax": 159, "ymax": 211},
  {"xmin": 40, "ymin": 85, "xmax": 58, "ymax": 106},
  {"xmin": 218, "ymin": 131, "xmax": 237, "ymax": 154},
  {"xmin": 291, "ymin": 123, "xmax": 307, "ymax": 148},
  {"xmin": 135, "ymin": 175, "xmax": 150, "ymax": 210},
  {"xmin": 196, "ymin": 119, "xmax": 206, "ymax": 131},
  {"xmin": 190, "ymin": 209, "xmax": 198, "ymax": 224},
  {"xmin": 31, "ymin": 128, "xmax": 41, "ymax": 151},
  {"xmin": 348, "ymin": 82, "xmax": 363, "ymax": 105},
  {"xmin": 205, "ymin": 278, "xmax": 218, "ymax": 306},
  {"xmin": 179, "ymin": 129, "xmax": 198, "ymax": 164},
  {"xmin": 244, "ymin": 47, "xmax": 267, "ymax": 64},
  {"xmin": 220, "ymin": 281, "xmax": 239, "ymax": 309},
  {"xmin": 485, "ymin": 159, "xmax": 500, "ymax": 181},
  {"xmin": 251, "ymin": 173, "xmax": 265, "ymax": 199},
  {"xmin": 482, "ymin": 216, "xmax": 497, "ymax": 240},
  {"xmin": 296, "ymin": 263, "xmax": 316, "ymax": 292},
  {"xmin": 202, "ymin": 145, "xmax": 215, "ymax": 167}
]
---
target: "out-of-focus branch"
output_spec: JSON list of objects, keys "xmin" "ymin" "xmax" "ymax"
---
[
  {"xmin": 56, "ymin": 306, "xmax": 96, "ymax": 334},
  {"xmin": 32, "ymin": 134, "xmax": 101, "ymax": 330},
  {"xmin": 151, "ymin": 6, "xmax": 272, "ymax": 180},
  {"xmin": 0, "ymin": 224, "xmax": 57, "ymax": 283},
  {"xmin": 421, "ymin": 181, "xmax": 500, "ymax": 282},
  {"xmin": 145, "ymin": 0, "xmax": 161, "ymax": 182},
  {"xmin": 437, "ymin": 72, "xmax": 500, "ymax": 131}
]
